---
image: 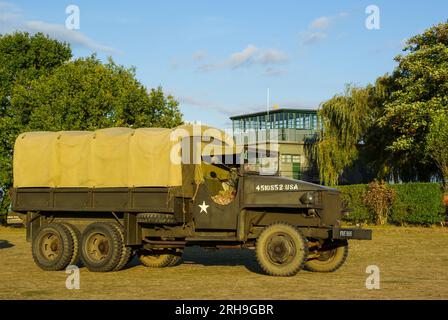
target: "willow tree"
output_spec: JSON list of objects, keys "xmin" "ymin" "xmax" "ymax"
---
[{"xmin": 315, "ymin": 84, "xmax": 382, "ymax": 186}]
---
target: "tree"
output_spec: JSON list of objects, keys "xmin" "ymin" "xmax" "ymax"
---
[
  {"xmin": 426, "ymin": 112, "xmax": 448, "ymax": 190},
  {"xmin": 316, "ymin": 85, "xmax": 372, "ymax": 185},
  {"xmin": 0, "ymin": 32, "xmax": 72, "ymax": 111},
  {"xmin": 315, "ymin": 80, "xmax": 389, "ymax": 185},
  {"xmin": 0, "ymin": 32, "xmax": 183, "ymax": 223},
  {"xmin": 317, "ymin": 22, "xmax": 448, "ymax": 185},
  {"xmin": 378, "ymin": 22, "xmax": 448, "ymax": 180},
  {"xmin": 11, "ymin": 56, "xmax": 183, "ymax": 131},
  {"xmin": 0, "ymin": 32, "xmax": 72, "ymax": 223}
]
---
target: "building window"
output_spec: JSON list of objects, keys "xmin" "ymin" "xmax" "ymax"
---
[
  {"xmin": 304, "ymin": 114, "xmax": 310, "ymax": 129},
  {"xmin": 281, "ymin": 154, "xmax": 301, "ymax": 164},
  {"xmin": 288, "ymin": 113, "xmax": 294, "ymax": 128},
  {"xmin": 312, "ymin": 114, "xmax": 318, "ymax": 130},
  {"xmin": 281, "ymin": 154, "xmax": 292, "ymax": 163}
]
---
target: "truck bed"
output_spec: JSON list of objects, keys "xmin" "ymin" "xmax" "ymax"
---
[{"xmin": 11, "ymin": 187, "xmax": 177, "ymax": 213}]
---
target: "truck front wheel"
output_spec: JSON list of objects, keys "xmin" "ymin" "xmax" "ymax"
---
[
  {"xmin": 256, "ymin": 223, "xmax": 308, "ymax": 277},
  {"xmin": 305, "ymin": 241, "xmax": 348, "ymax": 272}
]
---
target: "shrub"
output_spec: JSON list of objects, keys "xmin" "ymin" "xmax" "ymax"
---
[
  {"xmin": 337, "ymin": 182, "xmax": 445, "ymax": 226},
  {"xmin": 391, "ymin": 183, "xmax": 445, "ymax": 225},
  {"xmin": 337, "ymin": 184, "xmax": 372, "ymax": 224},
  {"xmin": 363, "ymin": 181, "xmax": 396, "ymax": 225}
]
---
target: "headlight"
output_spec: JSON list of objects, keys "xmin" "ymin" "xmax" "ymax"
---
[{"xmin": 300, "ymin": 192, "xmax": 315, "ymax": 204}]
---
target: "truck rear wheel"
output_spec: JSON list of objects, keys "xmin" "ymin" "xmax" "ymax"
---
[
  {"xmin": 80, "ymin": 222, "xmax": 123, "ymax": 272},
  {"xmin": 138, "ymin": 250, "xmax": 177, "ymax": 268},
  {"xmin": 60, "ymin": 222, "xmax": 81, "ymax": 266},
  {"xmin": 305, "ymin": 241, "xmax": 348, "ymax": 272},
  {"xmin": 111, "ymin": 224, "xmax": 133, "ymax": 271},
  {"xmin": 256, "ymin": 223, "xmax": 308, "ymax": 277},
  {"xmin": 32, "ymin": 223, "xmax": 74, "ymax": 271}
]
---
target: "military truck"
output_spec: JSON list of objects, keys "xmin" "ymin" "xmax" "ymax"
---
[{"xmin": 11, "ymin": 125, "xmax": 371, "ymax": 276}]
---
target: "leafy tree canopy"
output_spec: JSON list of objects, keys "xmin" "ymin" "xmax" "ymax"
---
[
  {"xmin": 317, "ymin": 22, "xmax": 448, "ymax": 185},
  {"xmin": 0, "ymin": 32, "xmax": 183, "ymax": 222},
  {"xmin": 10, "ymin": 56, "xmax": 183, "ymax": 131}
]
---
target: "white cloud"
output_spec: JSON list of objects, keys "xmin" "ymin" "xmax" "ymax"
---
[
  {"xmin": 197, "ymin": 44, "xmax": 289, "ymax": 73},
  {"xmin": 301, "ymin": 12, "xmax": 349, "ymax": 46},
  {"xmin": 192, "ymin": 49, "xmax": 208, "ymax": 61},
  {"xmin": 227, "ymin": 44, "xmax": 259, "ymax": 68},
  {"xmin": 25, "ymin": 20, "xmax": 118, "ymax": 54},
  {"xmin": 258, "ymin": 48, "xmax": 289, "ymax": 65},
  {"xmin": 301, "ymin": 32, "xmax": 328, "ymax": 45},
  {"xmin": 0, "ymin": 2, "xmax": 118, "ymax": 55},
  {"xmin": 310, "ymin": 16, "xmax": 332, "ymax": 30},
  {"xmin": 0, "ymin": 1, "xmax": 19, "ymax": 11}
]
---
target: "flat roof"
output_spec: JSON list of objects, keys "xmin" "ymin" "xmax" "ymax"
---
[{"xmin": 230, "ymin": 108, "xmax": 318, "ymax": 120}]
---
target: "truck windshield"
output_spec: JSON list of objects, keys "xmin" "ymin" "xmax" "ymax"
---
[
  {"xmin": 241, "ymin": 148, "xmax": 279, "ymax": 176},
  {"xmin": 201, "ymin": 148, "xmax": 279, "ymax": 176}
]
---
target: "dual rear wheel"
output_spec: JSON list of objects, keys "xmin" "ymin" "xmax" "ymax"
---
[
  {"xmin": 32, "ymin": 222, "xmax": 134, "ymax": 272},
  {"xmin": 32, "ymin": 223, "xmax": 75, "ymax": 271}
]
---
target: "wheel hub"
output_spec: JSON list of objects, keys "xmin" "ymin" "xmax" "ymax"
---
[
  {"xmin": 40, "ymin": 232, "xmax": 61, "ymax": 261},
  {"xmin": 86, "ymin": 233, "xmax": 110, "ymax": 262},
  {"xmin": 266, "ymin": 233, "xmax": 296, "ymax": 265},
  {"xmin": 317, "ymin": 248, "xmax": 336, "ymax": 261}
]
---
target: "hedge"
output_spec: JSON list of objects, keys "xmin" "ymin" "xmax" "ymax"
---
[{"xmin": 337, "ymin": 182, "xmax": 446, "ymax": 226}]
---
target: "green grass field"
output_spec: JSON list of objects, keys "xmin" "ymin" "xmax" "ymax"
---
[{"xmin": 0, "ymin": 226, "xmax": 447, "ymax": 300}]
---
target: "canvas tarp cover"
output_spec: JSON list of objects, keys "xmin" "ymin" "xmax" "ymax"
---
[
  {"xmin": 13, "ymin": 127, "xmax": 186, "ymax": 188},
  {"xmin": 13, "ymin": 125, "xmax": 235, "ymax": 188},
  {"xmin": 11, "ymin": 125, "xmax": 210, "ymax": 188}
]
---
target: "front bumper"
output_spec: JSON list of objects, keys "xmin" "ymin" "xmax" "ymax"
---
[{"xmin": 331, "ymin": 227, "xmax": 372, "ymax": 240}]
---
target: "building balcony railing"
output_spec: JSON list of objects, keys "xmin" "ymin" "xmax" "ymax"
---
[{"xmin": 233, "ymin": 128, "xmax": 320, "ymax": 144}]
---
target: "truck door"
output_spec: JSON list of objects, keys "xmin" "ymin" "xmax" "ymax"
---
[{"xmin": 191, "ymin": 164, "xmax": 240, "ymax": 230}]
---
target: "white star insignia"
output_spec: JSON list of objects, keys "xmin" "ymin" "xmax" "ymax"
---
[{"xmin": 198, "ymin": 201, "xmax": 209, "ymax": 214}]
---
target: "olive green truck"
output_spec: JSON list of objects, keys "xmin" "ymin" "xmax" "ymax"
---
[{"xmin": 11, "ymin": 125, "xmax": 371, "ymax": 277}]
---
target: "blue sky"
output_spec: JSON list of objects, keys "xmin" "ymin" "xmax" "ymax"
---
[{"xmin": 1, "ymin": 1, "xmax": 447, "ymax": 129}]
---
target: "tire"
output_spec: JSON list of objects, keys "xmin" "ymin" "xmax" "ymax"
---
[
  {"xmin": 138, "ymin": 250, "xmax": 176, "ymax": 268},
  {"xmin": 256, "ymin": 223, "xmax": 308, "ymax": 277},
  {"xmin": 59, "ymin": 222, "xmax": 81, "ymax": 266},
  {"xmin": 305, "ymin": 241, "xmax": 348, "ymax": 273},
  {"xmin": 32, "ymin": 223, "xmax": 74, "ymax": 271},
  {"xmin": 167, "ymin": 250, "xmax": 183, "ymax": 267},
  {"xmin": 111, "ymin": 224, "xmax": 133, "ymax": 271},
  {"xmin": 80, "ymin": 222, "xmax": 123, "ymax": 272},
  {"xmin": 136, "ymin": 213, "xmax": 177, "ymax": 225}
]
